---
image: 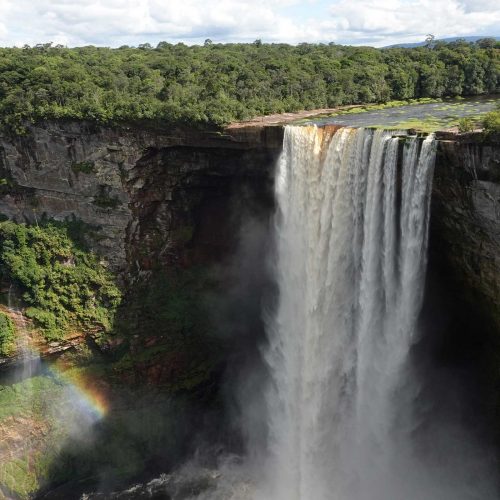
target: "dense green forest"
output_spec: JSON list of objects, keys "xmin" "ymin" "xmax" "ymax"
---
[{"xmin": 0, "ymin": 39, "xmax": 498, "ymax": 132}]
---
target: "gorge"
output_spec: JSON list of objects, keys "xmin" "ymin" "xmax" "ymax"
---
[{"xmin": 0, "ymin": 115, "xmax": 499, "ymax": 499}]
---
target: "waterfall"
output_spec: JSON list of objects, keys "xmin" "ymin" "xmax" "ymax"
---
[
  {"xmin": 263, "ymin": 125, "xmax": 437, "ymax": 500},
  {"xmin": 7, "ymin": 285, "xmax": 41, "ymax": 383}
]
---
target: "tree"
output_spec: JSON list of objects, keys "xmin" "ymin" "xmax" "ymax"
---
[
  {"xmin": 458, "ymin": 117, "xmax": 474, "ymax": 132},
  {"xmin": 425, "ymin": 34, "xmax": 436, "ymax": 49},
  {"xmin": 0, "ymin": 41, "xmax": 497, "ymax": 131},
  {"xmin": 483, "ymin": 109, "xmax": 500, "ymax": 134},
  {"xmin": 476, "ymin": 38, "xmax": 496, "ymax": 49}
]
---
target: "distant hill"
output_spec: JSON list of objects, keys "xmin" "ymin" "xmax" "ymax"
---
[{"xmin": 385, "ymin": 36, "xmax": 499, "ymax": 48}]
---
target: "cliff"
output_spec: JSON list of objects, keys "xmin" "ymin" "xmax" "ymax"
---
[
  {"xmin": 0, "ymin": 121, "xmax": 284, "ymax": 498},
  {"xmin": 0, "ymin": 121, "xmax": 282, "ymax": 387},
  {"xmin": 1, "ymin": 123, "xmax": 499, "ymax": 337},
  {"xmin": 1, "ymin": 123, "xmax": 499, "ymax": 331},
  {"xmin": 432, "ymin": 132, "xmax": 500, "ymax": 333},
  {"xmin": 0, "ymin": 121, "xmax": 282, "ymax": 275}
]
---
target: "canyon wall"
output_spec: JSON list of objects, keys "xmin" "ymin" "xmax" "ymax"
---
[
  {"xmin": 0, "ymin": 121, "xmax": 282, "ymax": 276},
  {"xmin": 431, "ymin": 132, "xmax": 500, "ymax": 333},
  {"xmin": 0, "ymin": 122, "xmax": 498, "ymax": 363}
]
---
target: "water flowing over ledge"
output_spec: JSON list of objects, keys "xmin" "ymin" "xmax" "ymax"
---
[{"xmin": 263, "ymin": 126, "xmax": 436, "ymax": 499}]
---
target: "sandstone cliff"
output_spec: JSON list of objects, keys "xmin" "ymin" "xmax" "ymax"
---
[
  {"xmin": 0, "ymin": 122, "xmax": 499, "ymax": 365},
  {"xmin": 0, "ymin": 122, "xmax": 499, "ymax": 499},
  {"xmin": 0, "ymin": 121, "xmax": 282, "ymax": 275},
  {"xmin": 432, "ymin": 132, "xmax": 500, "ymax": 332}
]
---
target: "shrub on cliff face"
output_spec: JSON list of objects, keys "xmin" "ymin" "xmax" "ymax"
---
[
  {"xmin": 0, "ymin": 221, "xmax": 121, "ymax": 341},
  {"xmin": 458, "ymin": 117, "xmax": 475, "ymax": 132},
  {"xmin": 483, "ymin": 109, "xmax": 500, "ymax": 134},
  {"xmin": 0, "ymin": 311, "xmax": 15, "ymax": 356}
]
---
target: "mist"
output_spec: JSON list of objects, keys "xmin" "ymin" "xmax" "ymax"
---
[{"xmin": 192, "ymin": 126, "xmax": 499, "ymax": 500}]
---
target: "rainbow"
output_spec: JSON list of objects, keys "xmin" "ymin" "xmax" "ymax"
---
[
  {"xmin": 53, "ymin": 366, "xmax": 110, "ymax": 420},
  {"xmin": 4, "ymin": 303, "xmax": 111, "ymax": 421},
  {"xmin": 21, "ymin": 352, "xmax": 111, "ymax": 420},
  {"xmin": 30, "ymin": 342, "xmax": 111, "ymax": 420}
]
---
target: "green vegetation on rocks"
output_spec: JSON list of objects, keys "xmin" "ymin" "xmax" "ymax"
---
[
  {"xmin": 114, "ymin": 267, "xmax": 224, "ymax": 393},
  {"xmin": 0, "ymin": 376, "xmax": 66, "ymax": 498},
  {"xmin": 483, "ymin": 105, "xmax": 500, "ymax": 133},
  {"xmin": 0, "ymin": 221, "xmax": 121, "ymax": 341},
  {"xmin": 458, "ymin": 116, "xmax": 476, "ymax": 132},
  {"xmin": 71, "ymin": 160, "xmax": 95, "ymax": 174},
  {"xmin": 0, "ymin": 40, "xmax": 498, "ymax": 132},
  {"xmin": 0, "ymin": 311, "xmax": 15, "ymax": 356},
  {"xmin": 0, "ymin": 369, "xmax": 197, "ymax": 498},
  {"xmin": 92, "ymin": 191, "xmax": 122, "ymax": 209}
]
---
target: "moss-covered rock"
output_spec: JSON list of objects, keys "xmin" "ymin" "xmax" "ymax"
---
[
  {"xmin": 0, "ymin": 221, "xmax": 122, "ymax": 342},
  {"xmin": 0, "ymin": 312, "xmax": 15, "ymax": 357},
  {"xmin": 112, "ymin": 268, "xmax": 224, "ymax": 393}
]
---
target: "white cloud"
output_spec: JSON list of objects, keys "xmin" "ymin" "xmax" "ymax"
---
[
  {"xmin": 328, "ymin": 0, "xmax": 500, "ymax": 43},
  {"xmin": 0, "ymin": 0, "xmax": 498, "ymax": 47},
  {"xmin": 459, "ymin": 0, "xmax": 499, "ymax": 13},
  {"xmin": 1, "ymin": 0, "xmax": 297, "ymax": 46}
]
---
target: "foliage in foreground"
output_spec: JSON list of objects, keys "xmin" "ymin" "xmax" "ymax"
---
[
  {"xmin": 0, "ymin": 39, "xmax": 498, "ymax": 132},
  {"xmin": 0, "ymin": 221, "xmax": 121, "ymax": 341}
]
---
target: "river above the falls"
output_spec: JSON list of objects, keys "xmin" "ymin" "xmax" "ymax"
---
[{"xmin": 299, "ymin": 95, "xmax": 498, "ymax": 131}]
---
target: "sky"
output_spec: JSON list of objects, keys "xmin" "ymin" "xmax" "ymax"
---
[{"xmin": 0, "ymin": 0, "xmax": 498, "ymax": 48}]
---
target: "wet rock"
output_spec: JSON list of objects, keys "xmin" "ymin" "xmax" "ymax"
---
[{"xmin": 432, "ymin": 134, "xmax": 500, "ymax": 331}]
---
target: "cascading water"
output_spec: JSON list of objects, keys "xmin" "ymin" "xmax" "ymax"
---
[
  {"xmin": 261, "ymin": 124, "xmax": 460, "ymax": 500},
  {"xmin": 7, "ymin": 285, "xmax": 41, "ymax": 383}
]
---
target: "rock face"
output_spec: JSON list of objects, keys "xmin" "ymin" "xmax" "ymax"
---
[
  {"xmin": 0, "ymin": 121, "xmax": 499, "ymax": 354},
  {"xmin": 0, "ymin": 121, "xmax": 282, "ymax": 275},
  {"xmin": 432, "ymin": 132, "xmax": 500, "ymax": 332},
  {"xmin": 0, "ymin": 121, "xmax": 283, "ymax": 395}
]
